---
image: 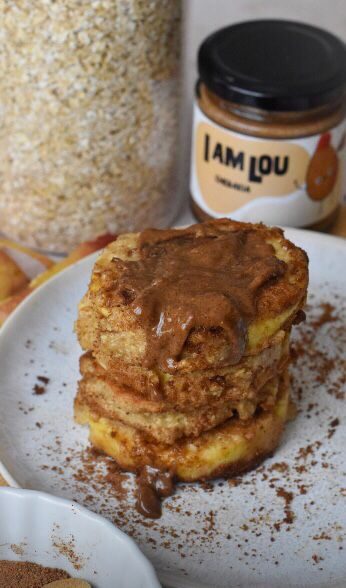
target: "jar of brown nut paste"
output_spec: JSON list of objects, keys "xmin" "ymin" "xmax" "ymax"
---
[{"xmin": 190, "ymin": 20, "xmax": 346, "ymax": 230}]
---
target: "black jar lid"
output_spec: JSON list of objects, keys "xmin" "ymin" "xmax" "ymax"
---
[{"xmin": 198, "ymin": 20, "xmax": 346, "ymax": 112}]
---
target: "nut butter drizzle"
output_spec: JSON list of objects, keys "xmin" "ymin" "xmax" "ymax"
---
[
  {"xmin": 113, "ymin": 220, "xmax": 286, "ymax": 372},
  {"xmin": 136, "ymin": 466, "xmax": 174, "ymax": 519}
]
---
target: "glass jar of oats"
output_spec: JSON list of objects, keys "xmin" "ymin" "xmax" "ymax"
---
[
  {"xmin": 190, "ymin": 21, "xmax": 346, "ymax": 230},
  {"xmin": 0, "ymin": 1, "xmax": 181, "ymax": 252}
]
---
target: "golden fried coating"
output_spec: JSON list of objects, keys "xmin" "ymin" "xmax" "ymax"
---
[
  {"xmin": 78, "ymin": 329, "xmax": 289, "ymax": 406},
  {"xmin": 75, "ymin": 372, "xmax": 290, "ymax": 481},
  {"xmin": 81, "ymin": 330, "xmax": 289, "ymax": 408},
  {"xmin": 75, "ymin": 356, "xmax": 283, "ymax": 444}
]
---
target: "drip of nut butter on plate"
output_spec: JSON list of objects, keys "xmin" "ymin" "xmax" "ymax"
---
[{"xmin": 136, "ymin": 466, "xmax": 174, "ymax": 519}]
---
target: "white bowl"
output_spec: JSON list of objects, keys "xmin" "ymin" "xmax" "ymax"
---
[{"xmin": 0, "ymin": 487, "xmax": 161, "ymax": 588}]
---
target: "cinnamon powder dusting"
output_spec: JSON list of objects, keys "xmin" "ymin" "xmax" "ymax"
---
[
  {"xmin": 16, "ymin": 287, "xmax": 344, "ymax": 574},
  {"xmin": 0, "ymin": 560, "xmax": 69, "ymax": 588}
]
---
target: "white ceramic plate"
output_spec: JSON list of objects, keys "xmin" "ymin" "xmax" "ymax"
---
[
  {"xmin": 0, "ymin": 487, "xmax": 160, "ymax": 588},
  {"xmin": 0, "ymin": 228, "xmax": 345, "ymax": 588}
]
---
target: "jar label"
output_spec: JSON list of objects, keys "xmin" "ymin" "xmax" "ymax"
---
[{"xmin": 190, "ymin": 102, "xmax": 346, "ymax": 226}]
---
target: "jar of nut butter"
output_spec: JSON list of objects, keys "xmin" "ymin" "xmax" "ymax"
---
[{"xmin": 190, "ymin": 20, "xmax": 346, "ymax": 230}]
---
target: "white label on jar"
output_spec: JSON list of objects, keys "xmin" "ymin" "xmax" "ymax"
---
[{"xmin": 190, "ymin": 102, "xmax": 346, "ymax": 226}]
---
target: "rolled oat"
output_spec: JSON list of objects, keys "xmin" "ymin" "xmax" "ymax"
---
[{"xmin": 0, "ymin": 0, "xmax": 181, "ymax": 252}]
